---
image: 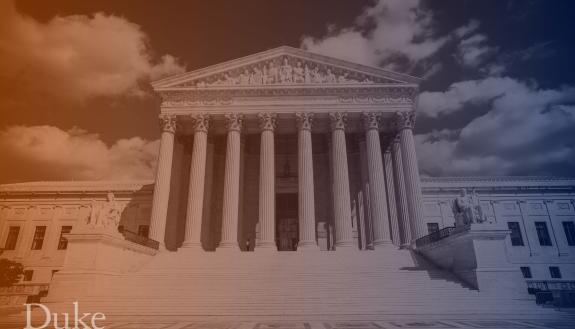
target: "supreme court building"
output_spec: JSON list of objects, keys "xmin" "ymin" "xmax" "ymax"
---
[
  {"xmin": 148, "ymin": 46, "xmax": 425, "ymax": 253},
  {"xmin": 1, "ymin": 47, "xmax": 574, "ymax": 318}
]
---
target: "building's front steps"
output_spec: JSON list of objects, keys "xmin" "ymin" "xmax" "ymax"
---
[{"xmin": 13, "ymin": 248, "xmax": 572, "ymax": 323}]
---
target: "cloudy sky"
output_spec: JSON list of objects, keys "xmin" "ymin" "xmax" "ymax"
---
[{"xmin": 0, "ymin": 0, "xmax": 574, "ymax": 183}]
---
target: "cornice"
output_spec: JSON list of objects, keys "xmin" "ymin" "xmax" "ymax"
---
[
  {"xmin": 0, "ymin": 181, "xmax": 155, "ymax": 195},
  {"xmin": 421, "ymin": 176, "xmax": 575, "ymax": 185},
  {"xmin": 421, "ymin": 176, "xmax": 575, "ymax": 193},
  {"xmin": 2, "ymin": 177, "xmax": 572, "ymax": 198},
  {"xmin": 157, "ymin": 85, "xmax": 418, "ymax": 108}
]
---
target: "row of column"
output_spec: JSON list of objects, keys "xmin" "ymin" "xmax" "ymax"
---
[{"xmin": 148, "ymin": 111, "xmax": 425, "ymax": 251}]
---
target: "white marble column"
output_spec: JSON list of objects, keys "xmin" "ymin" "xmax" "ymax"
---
[
  {"xmin": 396, "ymin": 111, "xmax": 426, "ymax": 243},
  {"xmin": 257, "ymin": 112, "xmax": 277, "ymax": 251},
  {"xmin": 296, "ymin": 113, "xmax": 319, "ymax": 251},
  {"xmin": 149, "ymin": 114, "xmax": 177, "ymax": 248},
  {"xmin": 358, "ymin": 141, "xmax": 374, "ymax": 249},
  {"xmin": 201, "ymin": 141, "xmax": 215, "ymax": 249},
  {"xmin": 182, "ymin": 114, "xmax": 210, "ymax": 249},
  {"xmin": 383, "ymin": 145, "xmax": 400, "ymax": 245},
  {"xmin": 329, "ymin": 112, "xmax": 355, "ymax": 249},
  {"xmin": 218, "ymin": 113, "xmax": 243, "ymax": 251},
  {"xmin": 362, "ymin": 112, "xmax": 392, "ymax": 248},
  {"xmin": 392, "ymin": 135, "xmax": 411, "ymax": 247}
]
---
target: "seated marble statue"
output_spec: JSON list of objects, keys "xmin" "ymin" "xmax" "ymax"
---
[
  {"xmin": 452, "ymin": 188, "xmax": 487, "ymax": 227},
  {"xmin": 83, "ymin": 192, "xmax": 123, "ymax": 234}
]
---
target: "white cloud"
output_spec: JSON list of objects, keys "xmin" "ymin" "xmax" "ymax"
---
[
  {"xmin": 454, "ymin": 20, "xmax": 480, "ymax": 38},
  {"xmin": 0, "ymin": 1, "xmax": 185, "ymax": 103},
  {"xmin": 456, "ymin": 33, "xmax": 497, "ymax": 67},
  {"xmin": 0, "ymin": 125, "xmax": 159, "ymax": 182},
  {"xmin": 418, "ymin": 77, "xmax": 522, "ymax": 117},
  {"xmin": 416, "ymin": 77, "xmax": 575, "ymax": 176},
  {"xmin": 300, "ymin": 0, "xmax": 450, "ymax": 67}
]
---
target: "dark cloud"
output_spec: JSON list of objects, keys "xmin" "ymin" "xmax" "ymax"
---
[
  {"xmin": 416, "ymin": 77, "xmax": 575, "ymax": 176},
  {"xmin": 0, "ymin": 0, "xmax": 181, "ymax": 182},
  {"xmin": 0, "ymin": 125, "xmax": 158, "ymax": 183},
  {"xmin": 0, "ymin": 1, "xmax": 184, "ymax": 104}
]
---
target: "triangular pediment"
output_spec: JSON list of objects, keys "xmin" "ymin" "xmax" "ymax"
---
[{"xmin": 152, "ymin": 46, "xmax": 420, "ymax": 90}]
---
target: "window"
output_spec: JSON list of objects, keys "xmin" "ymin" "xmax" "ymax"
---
[
  {"xmin": 23, "ymin": 270, "xmax": 33, "ymax": 282},
  {"xmin": 138, "ymin": 225, "xmax": 149, "ymax": 238},
  {"xmin": 549, "ymin": 266, "xmax": 562, "ymax": 279},
  {"xmin": 427, "ymin": 223, "xmax": 439, "ymax": 235},
  {"xmin": 520, "ymin": 266, "xmax": 532, "ymax": 279},
  {"xmin": 118, "ymin": 225, "xmax": 125, "ymax": 233},
  {"xmin": 507, "ymin": 222, "xmax": 524, "ymax": 246},
  {"xmin": 563, "ymin": 221, "xmax": 575, "ymax": 246},
  {"xmin": 535, "ymin": 222, "xmax": 552, "ymax": 246},
  {"xmin": 30, "ymin": 226, "xmax": 46, "ymax": 250},
  {"xmin": 4, "ymin": 226, "xmax": 20, "ymax": 250},
  {"xmin": 57, "ymin": 226, "xmax": 72, "ymax": 250}
]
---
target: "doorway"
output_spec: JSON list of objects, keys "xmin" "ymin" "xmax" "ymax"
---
[{"xmin": 276, "ymin": 193, "xmax": 299, "ymax": 251}]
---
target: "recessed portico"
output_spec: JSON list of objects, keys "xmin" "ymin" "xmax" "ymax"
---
[{"xmin": 149, "ymin": 46, "xmax": 426, "ymax": 252}]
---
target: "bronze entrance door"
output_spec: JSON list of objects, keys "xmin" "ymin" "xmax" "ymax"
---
[{"xmin": 276, "ymin": 193, "xmax": 299, "ymax": 251}]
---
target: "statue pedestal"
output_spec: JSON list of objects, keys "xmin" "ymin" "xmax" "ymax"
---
[
  {"xmin": 417, "ymin": 223, "xmax": 528, "ymax": 298},
  {"xmin": 45, "ymin": 228, "xmax": 157, "ymax": 302}
]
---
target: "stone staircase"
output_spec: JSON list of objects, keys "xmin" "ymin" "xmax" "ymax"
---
[{"xmin": 36, "ymin": 248, "xmax": 562, "ymax": 320}]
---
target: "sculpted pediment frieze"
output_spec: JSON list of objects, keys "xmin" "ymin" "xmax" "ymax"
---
[
  {"xmin": 177, "ymin": 55, "xmax": 398, "ymax": 88},
  {"xmin": 153, "ymin": 46, "xmax": 420, "ymax": 90},
  {"xmin": 153, "ymin": 47, "xmax": 420, "ymax": 109}
]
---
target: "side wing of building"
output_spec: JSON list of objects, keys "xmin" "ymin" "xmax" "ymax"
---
[{"xmin": 0, "ymin": 177, "xmax": 573, "ymax": 294}]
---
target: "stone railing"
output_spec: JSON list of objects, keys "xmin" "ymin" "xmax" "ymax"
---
[
  {"xmin": 527, "ymin": 280, "xmax": 575, "ymax": 292},
  {"xmin": 118, "ymin": 227, "xmax": 160, "ymax": 250},
  {"xmin": 415, "ymin": 226, "xmax": 456, "ymax": 248},
  {"xmin": 0, "ymin": 283, "xmax": 50, "ymax": 309},
  {"xmin": 0, "ymin": 283, "xmax": 49, "ymax": 295},
  {"xmin": 527, "ymin": 280, "xmax": 575, "ymax": 307}
]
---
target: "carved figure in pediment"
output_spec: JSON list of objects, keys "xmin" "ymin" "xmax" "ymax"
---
[
  {"xmin": 338, "ymin": 73, "xmax": 349, "ymax": 83},
  {"xmin": 280, "ymin": 58, "xmax": 293, "ymax": 83},
  {"xmin": 293, "ymin": 62, "xmax": 304, "ymax": 83},
  {"xmin": 239, "ymin": 69, "xmax": 250, "ymax": 85},
  {"xmin": 224, "ymin": 73, "xmax": 237, "ymax": 85},
  {"xmin": 250, "ymin": 67, "xmax": 263, "ymax": 85},
  {"xmin": 262, "ymin": 65, "xmax": 268, "ymax": 85},
  {"xmin": 304, "ymin": 64, "xmax": 311, "ymax": 83},
  {"xmin": 326, "ymin": 69, "xmax": 337, "ymax": 83},
  {"xmin": 267, "ymin": 62, "xmax": 278, "ymax": 84},
  {"xmin": 312, "ymin": 67, "xmax": 324, "ymax": 83}
]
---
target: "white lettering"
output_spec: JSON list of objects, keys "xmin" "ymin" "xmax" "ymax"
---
[
  {"xmin": 91, "ymin": 313, "xmax": 106, "ymax": 329},
  {"xmin": 52, "ymin": 312, "xmax": 69, "ymax": 329},
  {"xmin": 73, "ymin": 301, "xmax": 90, "ymax": 329},
  {"xmin": 24, "ymin": 303, "xmax": 51, "ymax": 329},
  {"xmin": 23, "ymin": 302, "xmax": 106, "ymax": 329}
]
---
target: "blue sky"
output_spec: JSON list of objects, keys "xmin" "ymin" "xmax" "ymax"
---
[{"xmin": 0, "ymin": 0, "xmax": 573, "ymax": 182}]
